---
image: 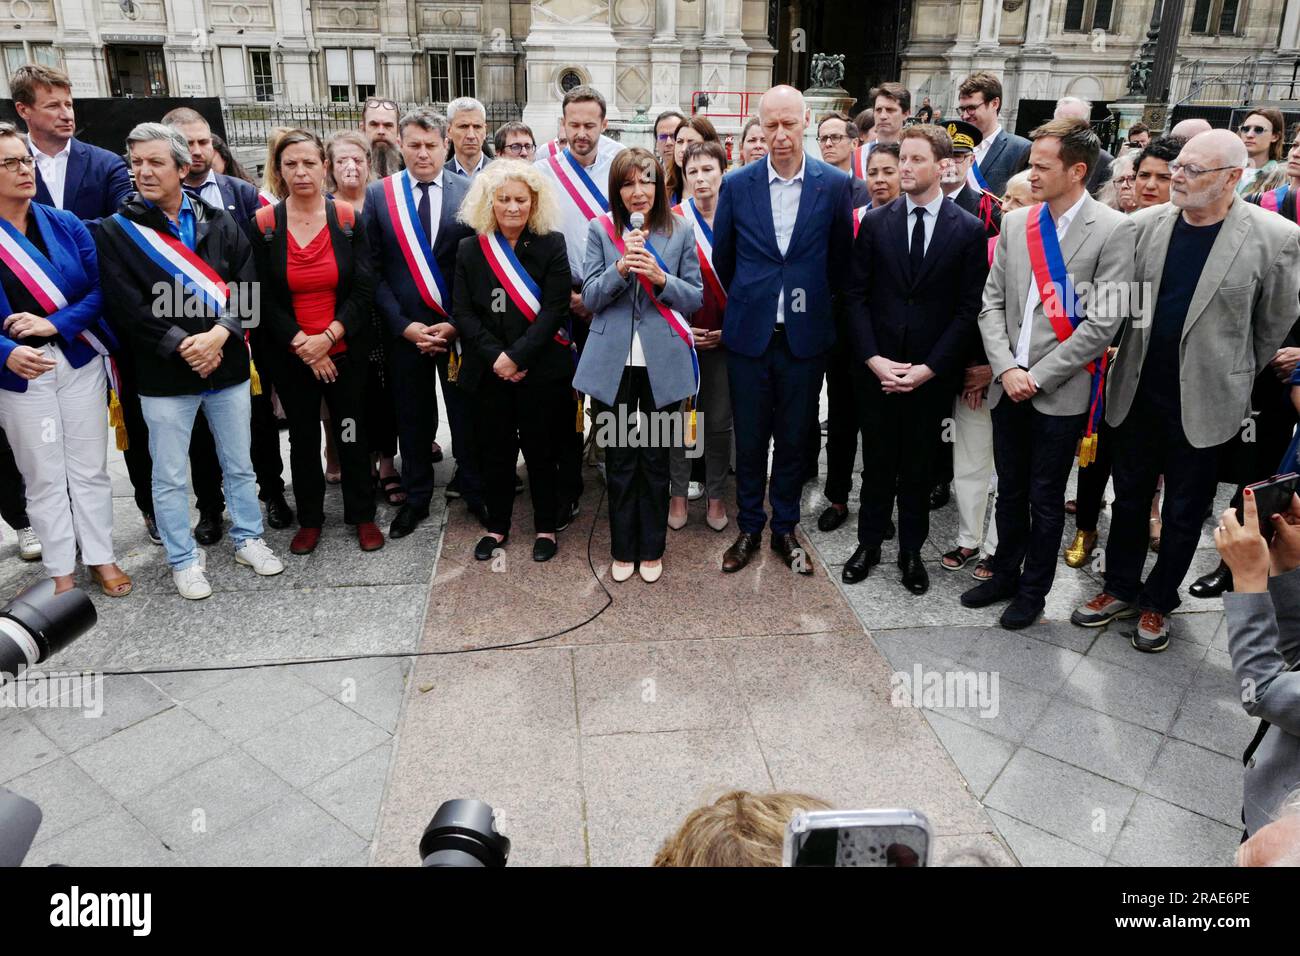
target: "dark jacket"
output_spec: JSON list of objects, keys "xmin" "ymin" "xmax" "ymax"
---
[
  {"xmin": 950, "ymin": 184, "xmax": 1002, "ymax": 240},
  {"xmin": 249, "ymin": 198, "xmax": 375, "ymax": 354},
  {"xmin": 976, "ymin": 129, "xmax": 1031, "ymax": 198},
  {"xmin": 217, "ymin": 173, "xmax": 261, "ymax": 243},
  {"xmin": 845, "ymin": 195, "xmax": 989, "ymax": 380},
  {"xmin": 451, "ymin": 228, "xmax": 573, "ymax": 394},
  {"xmin": 33, "ymin": 137, "xmax": 132, "ymax": 229},
  {"xmin": 95, "ymin": 192, "xmax": 255, "ymax": 397}
]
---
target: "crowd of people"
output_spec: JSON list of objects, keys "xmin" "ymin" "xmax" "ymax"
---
[{"xmin": 6, "ymin": 60, "xmax": 1300, "ymax": 844}]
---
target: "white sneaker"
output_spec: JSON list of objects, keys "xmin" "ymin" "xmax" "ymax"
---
[
  {"xmin": 173, "ymin": 563, "xmax": 212, "ymax": 600},
  {"xmin": 17, "ymin": 527, "xmax": 41, "ymax": 561},
  {"xmin": 687, "ymin": 481, "xmax": 704, "ymax": 501},
  {"xmin": 235, "ymin": 538, "xmax": 284, "ymax": 576}
]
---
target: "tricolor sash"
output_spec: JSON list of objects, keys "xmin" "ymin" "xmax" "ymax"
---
[
  {"xmin": 540, "ymin": 139, "xmax": 562, "ymax": 160},
  {"xmin": 478, "ymin": 230, "xmax": 572, "ymax": 350},
  {"xmin": 966, "ymin": 156, "xmax": 990, "ymax": 194},
  {"xmin": 548, "ymin": 149, "xmax": 610, "ymax": 223},
  {"xmin": 0, "ymin": 216, "xmax": 122, "ymax": 396},
  {"xmin": 112, "ymin": 213, "xmax": 231, "ymax": 317},
  {"xmin": 853, "ymin": 203, "xmax": 869, "ymax": 238},
  {"xmin": 257, "ymin": 189, "xmax": 278, "ymax": 207},
  {"xmin": 672, "ymin": 199, "xmax": 726, "ymax": 308},
  {"xmin": 1259, "ymin": 184, "xmax": 1300, "ymax": 224},
  {"xmin": 381, "ymin": 171, "xmax": 450, "ymax": 317},
  {"xmin": 597, "ymin": 214, "xmax": 699, "ymax": 399},
  {"xmin": 1025, "ymin": 202, "xmax": 1106, "ymax": 466},
  {"xmin": 851, "ymin": 145, "xmax": 869, "ymax": 182}
]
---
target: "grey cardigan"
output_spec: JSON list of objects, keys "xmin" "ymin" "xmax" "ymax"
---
[
  {"xmin": 573, "ymin": 214, "xmax": 704, "ymax": 408},
  {"xmin": 1223, "ymin": 568, "xmax": 1300, "ymax": 835}
]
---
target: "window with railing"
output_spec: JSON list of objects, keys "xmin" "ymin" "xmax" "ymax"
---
[
  {"xmin": 1190, "ymin": 0, "xmax": 1241, "ymax": 35},
  {"xmin": 1063, "ymin": 0, "xmax": 1116, "ymax": 33}
]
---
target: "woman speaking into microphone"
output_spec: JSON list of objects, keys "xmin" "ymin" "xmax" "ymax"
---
[{"xmin": 574, "ymin": 147, "xmax": 703, "ymax": 583}]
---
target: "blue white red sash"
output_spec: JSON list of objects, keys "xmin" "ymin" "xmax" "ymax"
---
[
  {"xmin": 598, "ymin": 213, "xmax": 698, "ymax": 396},
  {"xmin": 478, "ymin": 230, "xmax": 572, "ymax": 349},
  {"xmin": 851, "ymin": 145, "xmax": 868, "ymax": 181},
  {"xmin": 257, "ymin": 189, "xmax": 278, "ymax": 207},
  {"xmin": 672, "ymin": 199, "xmax": 726, "ymax": 308},
  {"xmin": 0, "ymin": 216, "xmax": 122, "ymax": 394},
  {"xmin": 548, "ymin": 149, "xmax": 609, "ymax": 223},
  {"xmin": 381, "ymin": 171, "xmax": 450, "ymax": 317},
  {"xmin": 1025, "ymin": 202, "xmax": 1106, "ymax": 446},
  {"xmin": 112, "ymin": 212, "xmax": 230, "ymax": 317},
  {"xmin": 1260, "ymin": 184, "xmax": 1300, "ymax": 224},
  {"xmin": 540, "ymin": 139, "xmax": 562, "ymax": 161},
  {"xmin": 854, "ymin": 203, "xmax": 869, "ymax": 238},
  {"xmin": 966, "ymin": 156, "xmax": 990, "ymax": 194}
]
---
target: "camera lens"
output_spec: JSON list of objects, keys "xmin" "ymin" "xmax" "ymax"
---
[
  {"xmin": 0, "ymin": 579, "xmax": 97, "ymax": 684},
  {"xmin": 419, "ymin": 799, "xmax": 510, "ymax": 867}
]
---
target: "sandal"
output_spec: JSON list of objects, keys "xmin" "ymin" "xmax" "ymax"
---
[
  {"xmin": 971, "ymin": 559, "xmax": 994, "ymax": 581},
  {"xmin": 90, "ymin": 566, "xmax": 133, "ymax": 598},
  {"xmin": 379, "ymin": 474, "xmax": 407, "ymax": 506},
  {"xmin": 941, "ymin": 546, "xmax": 978, "ymax": 570},
  {"xmin": 1149, "ymin": 517, "xmax": 1162, "ymax": 553}
]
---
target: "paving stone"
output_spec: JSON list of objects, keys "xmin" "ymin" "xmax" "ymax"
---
[
  {"xmin": 334, "ymin": 661, "xmax": 410, "ymax": 735},
  {"xmin": 185, "ymin": 666, "xmax": 326, "ymax": 742},
  {"xmin": 1169, "ymin": 687, "xmax": 1256, "ymax": 759},
  {"xmin": 985, "ymin": 808, "xmax": 1107, "ymax": 866},
  {"xmin": 1142, "ymin": 738, "xmax": 1244, "ymax": 828},
  {"xmin": 964, "ymin": 628, "xmax": 1084, "ymax": 695},
  {"xmin": 921, "ymin": 711, "xmax": 1015, "ymax": 799},
  {"xmin": 1086, "ymin": 631, "xmax": 1209, "ymax": 686},
  {"xmin": 1061, "ymin": 657, "xmax": 1186, "ymax": 733},
  {"xmin": 1109, "ymin": 794, "xmax": 1243, "ymax": 867},
  {"xmin": 23, "ymin": 674, "xmax": 172, "ymax": 754},
  {"xmin": 0, "ymin": 713, "xmax": 62, "ymax": 784},
  {"xmin": 304, "ymin": 742, "xmax": 393, "ymax": 841},
  {"xmin": 1024, "ymin": 698, "xmax": 1164, "ymax": 789},
  {"xmin": 185, "ymin": 792, "xmax": 368, "ymax": 866},
  {"xmin": 70, "ymin": 706, "xmax": 229, "ymax": 802},
  {"xmin": 242, "ymin": 697, "xmax": 391, "ymax": 789},
  {"xmin": 2, "ymin": 757, "xmax": 116, "ymax": 846},
  {"xmin": 23, "ymin": 807, "xmax": 183, "ymax": 867}
]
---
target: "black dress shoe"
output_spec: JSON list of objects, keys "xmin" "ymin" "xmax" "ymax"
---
[
  {"xmin": 466, "ymin": 501, "xmax": 490, "ymax": 528},
  {"xmin": 883, "ymin": 519, "xmax": 896, "ymax": 540},
  {"xmin": 1000, "ymin": 594, "xmax": 1044, "ymax": 630},
  {"xmin": 389, "ymin": 504, "xmax": 429, "ymax": 539},
  {"xmin": 961, "ymin": 577, "xmax": 1017, "ymax": 608},
  {"xmin": 264, "ymin": 493, "xmax": 293, "ymax": 530},
  {"xmin": 1189, "ymin": 561, "xmax": 1233, "ymax": 599},
  {"xmin": 929, "ymin": 483, "xmax": 951, "ymax": 511},
  {"xmin": 556, "ymin": 500, "xmax": 580, "ymax": 532},
  {"xmin": 444, "ymin": 473, "xmax": 462, "ymax": 499},
  {"xmin": 194, "ymin": 510, "xmax": 223, "ymax": 546},
  {"xmin": 143, "ymin": 513, "xmax": 162, "ymax": 546},
  {"xmin": 818, "ymin": 503, "xmax": 848, "ymax": 532},
  {"xmin": 532, "ymin": 537, "xmax": 557, "ymax": 562},
  {"xmin": 475, "ymin": 534, "xmax": 505, "ymax": 561},
  {"xmin": 842, "ymin": 543, "xmax": 881, "ymax": 583},
  {"xmin": 722, "ymin": 531, "xmax": 762, "ymax": 573},
  {"xmin": 898, "ymin": 549, "xmax": 929, "ymax": 595},
  {"xmin": 771, "ymin": 532, "xmax": 814, "ymax": 575}
]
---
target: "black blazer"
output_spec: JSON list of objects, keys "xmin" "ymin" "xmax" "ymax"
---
[
  {"xmin": 844, "ymin": 195, "xmax": 989, "ymax": 381},
  {"xmin": 951, "ymin": 185, "xmax": 1002, "ymax": 240},
  {"xmin": 249, "ymin": 198, "xmax": 375, "ymax": 353},
  {"xmin": 451, "ymin": 228, "xmax": 573, "ymax": 393}
]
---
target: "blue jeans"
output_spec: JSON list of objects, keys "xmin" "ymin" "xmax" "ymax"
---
[{"xmin": 140, "ymin": 383, "xmax": 263, "ymax": 570}]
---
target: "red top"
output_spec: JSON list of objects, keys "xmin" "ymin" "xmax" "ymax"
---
[
  {"xmin": 287, "ymin": 227, "xmax": 344, "ymax": 355},
  {"xmin": 691, "ymin": 258, "xmax": 725, "ymax": 333}
]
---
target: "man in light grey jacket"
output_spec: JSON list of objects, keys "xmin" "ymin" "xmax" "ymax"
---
[
  {"xmin": 1215, "ymin": 493, "xmax": 1300, "ymax": 838},
  {"xmin": 1074, "ymin": 130, "xmax": 1300, "ymax": 652},
  {"xmin": 962, "ymin": 118, "xmax": 1136, "ymax": 630}
]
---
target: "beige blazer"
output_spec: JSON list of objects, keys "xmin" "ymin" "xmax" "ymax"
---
[{"xmin": 980, "ymin": 193, "xmax": 1137, "ymax": 415}]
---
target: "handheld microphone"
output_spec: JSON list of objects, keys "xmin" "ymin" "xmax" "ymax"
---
[{"xmin": 629, "ymin": 212, "xmax": 644, "ymax": 232}]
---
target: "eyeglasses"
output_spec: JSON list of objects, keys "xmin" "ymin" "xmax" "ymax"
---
[
  {"xmin": 501, "ymin": 143, "xmax": 536, "ymax": 155},
  {"xmin": 0, "ymin": 155, "xmax": 36, "ymax": 173},
  {"xmin": 817, "ymin": 134, "xmax": 849, "ymax": 145},
  {"xmin": 1239, "ymin": 124, "xmax": 1270, "ymax": 136},
  {"xmin": 656, "ymin": 132, "xmax": 675, "ymax": 142},
  {"xmin": 364, "ymin": 99, "xmax": 399, "ymax": 114},
  {"xmin": 957, "ymin": 101, "xmax": 984, "ymax": 116},
  {"xmin": 1168, "ymin": 162, "xmax": 1240, "ymax": 179},
  {"xmin": 1114, "ymin": 175, "xmax": 1136, "ymax": 186},
  {"xmin": 332, "ymin": 156, "xmax": 365, "ymax": 167}
]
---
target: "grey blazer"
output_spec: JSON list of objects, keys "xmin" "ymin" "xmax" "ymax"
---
[
  {"xmin": 573, "ymin": 215, "xmax": 704, "ymax": 408},
  {"xmin": 979, "ymin": 194, "xmax": 1137, "ymax": 415},
  {"xmin": 1105, "ymin": 199, "xmax": 1300, "ymax": 448},
  {"xmin": 1223, "ymin": 568, "xmax": 1300, "ymax": 835}
]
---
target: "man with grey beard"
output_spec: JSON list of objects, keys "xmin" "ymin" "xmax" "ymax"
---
[{"xmin": 362, "ymin": 96, "xmax": 403, "ymax": 178}]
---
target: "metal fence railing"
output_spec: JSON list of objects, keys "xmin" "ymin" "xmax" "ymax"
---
[
  {"xmin": 221, "ymin": 101, "xmax": 525, "ymax": 148},
  {"xmin": 1172, "ymin": 55, "xmax": 1300, "ymax": 108}
]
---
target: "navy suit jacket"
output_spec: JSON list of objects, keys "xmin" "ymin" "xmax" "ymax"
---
[
  {"xmin": 33, "ymin": 137, "xmax": 132, "ymax": 228},
  {"xmin": 844, "ymin": 196, "xmax": 989, "ymax": 380},
  {"xmin": 364, "ymin": 171, "xmax": 474, "ymax": 338},
  {"xmin": 714, "ymin": 155, "xmax": 854, "ymax": 359},
  {"xmin": 215, "ymin": 174, "xmax": 260, "ymax": 242},
  {"xmin": 976, "ymin": 129, "xmax": 1031, "ymax": 198}
]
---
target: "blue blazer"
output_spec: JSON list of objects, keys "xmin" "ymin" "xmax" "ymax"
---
[
  {"xmin": 215, "ymin": 173, "xmax": 260, "ymax": 242},
  {"xmin": 364, "ymin": 172, "xmax": 474, "ymax": 338},
  {"xmin": 976, "ymin": 130, "xmax": 1031, "ymax": 198},
  {"xmin": 33, "ymin": 137, "xmax": 132, "ymax": 228},
  {"xmin": 713, "ymin": 155, "xmax": 854, "ymax": 359},
  {"xmin": 0, "ymin": 202, "xmax": 115, "ymax": 392},
  {"xmin": 574, "ymin": 215, "xmax": 703, "ymax": 408}
]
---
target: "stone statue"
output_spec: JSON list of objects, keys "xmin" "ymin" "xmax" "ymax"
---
[
  {"xmin": 809, "ymin": 53, "xmax": 847, "ymax": 91},
  {"xmin": 1127, "ymin": 57, "xmax": 1151, "ymax": 97}
]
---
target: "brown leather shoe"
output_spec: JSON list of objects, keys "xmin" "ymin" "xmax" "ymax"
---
[
  {"xmin": 722, "ymin": 531, "xmax": 762, "ymax": 573},
  {"xmin": 771, "ymin": 532, "xmax": 814, "ymax": 575}
]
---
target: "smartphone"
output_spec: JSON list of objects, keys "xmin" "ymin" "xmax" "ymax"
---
[
  {"xmin": 1238, "ymin": 472, "xmax": 1299, "ymax": 541},
  {"xmin": 783, "ymin": 808, "xmax": 932, "ymax": 867}
]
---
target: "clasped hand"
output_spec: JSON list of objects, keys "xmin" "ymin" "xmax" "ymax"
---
[
  {"xmin": 867, "ymin": 356, "xmax": 933, "ymax": 393},
  {"xmin": 179, "ymin": 326, "xmax": 230, "ymax": 378},
  {"xmin": 618, "ymin": 231, "xmax": 666, "ymax": 287},
  {"xmin": 493, "ymin": 352, "xmax": 527, "ymax": 382}
]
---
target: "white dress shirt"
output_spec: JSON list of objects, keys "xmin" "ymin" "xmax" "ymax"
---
[
  {"xmin": 973, "ymin": 127, "xmax": 1002, "ymax": 170},
  {"xmin": 536, "ymin": 145, "xmax": 622, "ymax": 280},
  {"xmin": 1014, "ymin": 190, "xmax": 1089, "ymax": 369},
  {"xmin": 904, "ymin": 190, "xmax": 945, "ymax": 256},
  {"xmin": 410, "ymin": 169, "xmax": 444, "ymax": 246},
  {"xmin": 186, "ymin": 169, "xmax": 224, "ymax": 209},
  {"xmin": 450, "ymin": 152, "xmax": 487, "ymax": 179},
  {"xmin": 31, "ymin": 137, "xmax": 72, "ymax": 210},
  {"xmin": 767, "ymin": 153, "xmax": 806, "ymax": 325}
]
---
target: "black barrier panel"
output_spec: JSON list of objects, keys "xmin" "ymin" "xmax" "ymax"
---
[{"xmin": 0, "ymin": 97, "xmax": 227, "ymax": 156}]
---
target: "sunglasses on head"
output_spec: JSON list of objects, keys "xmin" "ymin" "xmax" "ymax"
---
[{"xmin": 364, "ymin": 99, "xmax": 399, "ymax": 113}]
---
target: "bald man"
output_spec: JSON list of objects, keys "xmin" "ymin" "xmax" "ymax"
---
[
  {"xmin": 1054, "ymin": 96, "xmax": 1112, "ymax": 193},
  {"xmin": 714, "ymin": 84, "xmax": 855, "ymax": 574},
  {"xmin": 1074, "ymin": 130, "xmax": 1300, "ymax": 652},
  {"xmin": 1170, "ymin": 117, "xmax": 1213, "ymax": 140}
]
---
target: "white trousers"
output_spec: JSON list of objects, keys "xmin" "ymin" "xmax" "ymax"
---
[
  {"xmin": 0, "ymin": 345, "xmax": 114, "ymax": 576},
  {"xmin": 952, "ymin": 395, "xmax": 999, "ymax": 556}
]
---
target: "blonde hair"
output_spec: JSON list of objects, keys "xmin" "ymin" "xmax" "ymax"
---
[
  {"xmin": 457, "ymin": 158, "xmax": 561, "ymax": 236},
  {"xmin": 325, "ymin": 129, "xmax": 372, "ymax": 194},
  {"xmin": 262, "ymin": 125, "xmax": 293, "ymax": 200},
  {"xmin": 652, "ymin": 790, "xmax": 833, "ymax": 867}
]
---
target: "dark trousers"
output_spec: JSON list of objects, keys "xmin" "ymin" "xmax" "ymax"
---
[
  {"xmin": 475, "ymin": 375, "xmax": 568, "ymax": 535},
  {"xmin": 854, "ymin": 369, "xmax": 950, "ymax": 551},
  {"xmin": 1074, "ymin": 420, "xmax": 1116, "ymax": 532},
  {"xmin": 559, "ymin": 312, "xmax": 586, "ymax": 508},
  {"xmin": 728, "ymin": 331, "xmax": 825, "ymax": 536},
  {"xmin": 593, "ymin": 366, "xmax": 672, "ymax": 562},
  {"xmin": 1103, "ymin": 400, "xmax": 1221, "ymax": 614},
  {"xmin": 364, "ymin": 360, "xmax": 398, "ymax": 459},
  {"xmin": 823, "ymin": 342, "xmax": 864, "ymax": 505},
  {"xmin": 0, "ymin": 428, "xmax": 30, "ymax": 529},
  {"xmin": 274, "ymin": 349, "xmax": 375, "ymax": 528},
  {"xmin": 436, "ymin": 349, "xmax": 482, "ymax": 505},
  {"xmin": 1225, "ymin": 371, "xmax": 1298, "ymax": 514},
  {"xmin": 988, "ymin": 398, "xmax": 1086, "ymax": 603}
]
